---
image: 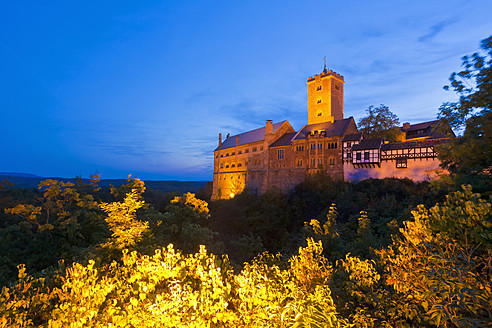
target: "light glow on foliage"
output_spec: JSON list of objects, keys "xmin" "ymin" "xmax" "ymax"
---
[
  {"xmin": 1, "ymin": 185, "xmax": 491, "ymax": 327},
  {"xmin": 100, "ymin": 189, "xmax": 149, "ymax": 249}
]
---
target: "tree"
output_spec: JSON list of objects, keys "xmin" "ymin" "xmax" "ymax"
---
[
  {"xmin": 378, "ymin": 186, "xmax": 492, "ymax": 327},
  {"xmin": 100, "ymin": 189, "xmax": 149, "ymax": 249},
  {"xmin": 438, "ymin": 35, "xmax": 492, "ymax": 130},
  {"xmin": 438, "ymin": 111, "xmax": 492, "ymax": 192},
  {"xmin": 358, "ymin": 104, "xmax": 401, "ymax": 142},
  {"xmin": 437, "ymin": 35, "xmax": 492, "ymax": 192}
]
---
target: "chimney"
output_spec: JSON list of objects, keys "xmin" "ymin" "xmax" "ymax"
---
[
  {"xmin": 219, "ymin": 133, "xmax": 222, "ymax": 147},
  {"xmin": 236, "ymin": 136, "xmax": 239, "ymax": 146},
  {"xmin": 265, "ymin": 120, "xmax": 273, "ymax": 136},
  {"xmin": 403, "ymin": 122, "xmax": 410, "ymax": 130}
]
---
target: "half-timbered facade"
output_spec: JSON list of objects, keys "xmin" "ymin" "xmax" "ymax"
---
[{"xmin": 343, "ymin": 121, "xmax": 454, "ymax": 182}]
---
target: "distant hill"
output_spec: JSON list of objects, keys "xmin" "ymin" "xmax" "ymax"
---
[
  {"xmin": 0, "ymin": 172, "xmax": 41, "ymax": 178},
  {"xmin": 0, "ymin": 175, "xmax": 208, "ymax": 194}
]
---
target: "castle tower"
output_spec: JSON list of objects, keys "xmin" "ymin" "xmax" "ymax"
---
[{"xmin": 307, "ymin": 64, "xmax": 344, "ymax": 124}]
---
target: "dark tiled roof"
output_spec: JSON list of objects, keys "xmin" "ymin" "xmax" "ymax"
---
[
  {"xmin": 352, "ymin": 138, "xmax": 383, "ymax": 151},
  {"xmin": 401, "ymin": 120, "xmax": 447, "ymax": 140},
  {"xmin": 269, "ymin": 132, "xmax": 297, "ymax": 147},
  {"xmin": 342, "ymin": 133, "xmax": 362, "ymax": 142},
  {"xmin": 381, "ymin": 138, "xmax": 450, "ymax": 150},
  {"xmin": 216, "ymin": 121, "xmax": 287, "ymax": 150},
  {"xmin": 401, "ymin": 120, "xmax": 439, "ymax": 132},
  {"xmin": 292, "ymin": 117, "xmax": 355, "ymax": 141}
]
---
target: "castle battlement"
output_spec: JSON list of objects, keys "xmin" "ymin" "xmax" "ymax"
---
[{"xmin": 307, "ymin": 70, "xmax": 344, "ymax": 82}]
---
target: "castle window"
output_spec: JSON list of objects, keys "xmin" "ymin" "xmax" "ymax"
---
[
  {"xmin": 220, "ymin": 154, "xmax": 223, "ymax": 157},
  {"xmin": 225, "ymin": 165, "xmax": 230, "ymax": 168},
  {"xmin": 364, "ymin": 152, "xmax": 370, "ymax": 161},
  {"xmin": 317, "ymin": 143, "xmax": 322, "ymax": 149},
  {"xmin": 238, "ymin": 163, "xmax": 242, "ymax": 167},
  {"xmin": 220, "ymin": 163, "xmax": 224, "ymax": 168},
  {"xmin": 316, "ymin": 85, "xmax": 322, "ymax": 91},
  {"xmin": 317, "ymin": 99, "xmax": 322, "ymax": 104},
  {"xmin": 253, "ymin": 147, "xmax": 257, "ymax": 152},
  {"xmin": 335, "ymin": 83, "xmax": 340, "ymax": 90},
  {"xmin": 278, "ymin": 149, "xmax": 284, "ymax": 159},
  {"xmin": 231, "ymin": 164, "xmax": 235, "ymax": 168},
  {"xmin": 317, "ymin": 111, "xmax": 322, "ymax": 117},
  {"xmin": 396, "ymin": 158, "xmax": 407, "ymax": 168},
  {"xmin": 297, "ymin": 159, "xmax": 302, "ymax": 166},
  {"xmin": 231, "ymin": 152, "xmax": 235, "ymax": 155},
  {"xmin": 226, "ymin": 153, "xmax": 229, "ymax": 156},
  {"xmin": 329, "ymin": 158, "xmax": 336, "ymax": 165},
  {"xmin": 245, "ymin": 149, "xmax": 249, "ymax": 153},
  {"xmin": 238, "ymin": 150, "xmax": 242, "ymax": 154},
  {"xmin": 356, "ymin": 153, "xmax": 361, "ymax": 161},
  {"xmin": 260, "ymin": 146, "xmax": 264, "ymax": 151},
  {"xmin": 311, "ymin": 159, "xmax": 316, "ymax": 166},
  {"xmin": 311, "ymin": 144, "xmax": 316, "ymax": 150},
  {"xmin": 334, "ymin": 142, "xmax": 337, "ymax": 149}
]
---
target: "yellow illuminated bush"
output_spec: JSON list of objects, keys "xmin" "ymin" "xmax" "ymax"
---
[{"xmin": 100, "ymin": 189, "xmax": 149, "ymax": 249}]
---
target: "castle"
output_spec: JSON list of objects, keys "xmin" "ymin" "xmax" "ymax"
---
[{"xmin": 211, "ymin": 66, "xmax": 454, "ymax": 200}]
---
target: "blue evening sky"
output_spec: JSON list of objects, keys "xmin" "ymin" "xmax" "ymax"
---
[{"xmin": 1, "ymin": 1, "xmax": 491, "ymax": 181}]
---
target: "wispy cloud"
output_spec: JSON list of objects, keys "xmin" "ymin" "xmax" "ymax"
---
[{"xmin": 418, "ymin": 19, "xmax": 456, "ymax": 43}]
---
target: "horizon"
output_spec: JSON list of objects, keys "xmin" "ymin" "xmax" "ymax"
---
[
  {"xmin": 0, "ymin": 172, "xmax": 210, "ymax": 182},
  {"xmin": 1, "ymin": 1, "xmax": 491, "ymax": 180}
]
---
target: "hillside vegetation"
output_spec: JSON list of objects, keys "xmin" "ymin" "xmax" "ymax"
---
[{"xmin": 0, "ymin": 172, "xmax": 490, "ymax": 327}]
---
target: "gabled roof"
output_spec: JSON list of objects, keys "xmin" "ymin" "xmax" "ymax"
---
[
  {"xmin": 352, "ymin": 138, "xmax": 383, "ymax": 151},
  {"xmin": 401, "ymin": 120, "xmax": 452, "ymax": 140},
  {"xmin": 381, "ymin": 138, "xmax": 450, "ymax": 150},
  {"xmin": 342, "ymin": 133, "xmax": 363, "ymax": 142},
  {"xmin": 215, "ymin": 121, "xmax": 287, "ymax": 151},
  {"xmin": 269, "ymin": 132, "xmax": 297, "ymax": 147},
  {"xmin": 401, "ymin": 120, "xmax": 439, "ymax": 133},
  {"xmin": 292, "ymin": 117, "xmax": 355, "ymax": 141}
]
